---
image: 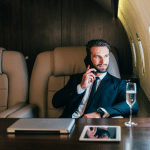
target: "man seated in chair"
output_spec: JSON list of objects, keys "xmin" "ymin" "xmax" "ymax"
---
[{"xmin": 52, "ymin": 39, "xmax": 139, "ymax": 118}]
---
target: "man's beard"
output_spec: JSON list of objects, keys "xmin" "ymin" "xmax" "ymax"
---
[{"xmin": 90, "ymin": 62, "xmax": 109, "ymax": 73}]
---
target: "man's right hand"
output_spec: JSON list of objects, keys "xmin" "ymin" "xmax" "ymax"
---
[{"xmin": 80, "ymin": 65, "xmax": 96, "ymax": 90}]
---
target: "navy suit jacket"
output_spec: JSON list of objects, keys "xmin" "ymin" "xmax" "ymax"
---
[{"xmin": 52, "ymin": 73, "xmax": 139, "ymax": 118}]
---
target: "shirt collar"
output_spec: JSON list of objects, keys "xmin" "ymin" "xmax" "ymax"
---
[{"xmin": 98, "ymin": 72, "xmax": 107, "ymax": 80}]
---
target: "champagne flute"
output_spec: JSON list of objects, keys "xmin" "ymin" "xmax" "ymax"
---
[{"xmin": 124, "ymin": 82, "xmax": 137, "ymax": 126}]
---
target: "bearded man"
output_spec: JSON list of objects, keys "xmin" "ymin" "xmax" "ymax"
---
[{"xmin": 52, "ymin": 39, "xmax": 139, "ymax": 118}]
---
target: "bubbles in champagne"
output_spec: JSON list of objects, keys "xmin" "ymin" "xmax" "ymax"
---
[{"xmin": 126, "ymin": 91, "xmax": 136, "ymax": 107}]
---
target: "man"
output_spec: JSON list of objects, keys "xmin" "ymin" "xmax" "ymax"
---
[{"xmin": 52, "ymin": 39, "xmax": 139, "ymax": 118}]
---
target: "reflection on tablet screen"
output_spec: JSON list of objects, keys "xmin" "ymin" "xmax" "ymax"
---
[{"xmin": 84, "ymin": 127, "xmax": 116, "ymax": 139}]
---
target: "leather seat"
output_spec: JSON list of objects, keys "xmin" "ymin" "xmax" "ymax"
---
[
  {"xmin": 11, "ymin": 46, "xmax": 120, "ymax": 118},
  {"xmin": 0, "ymin": 48, "xmax": 29, "ymax": 118}
]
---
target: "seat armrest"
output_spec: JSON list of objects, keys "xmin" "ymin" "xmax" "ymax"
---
[
  {"xmin": 0, "ymin": 102, "xmax": 27, "ymax": 118},
  {"xmin": 7, "ymin": 104, "xmax": 38, "ymax": 118}
]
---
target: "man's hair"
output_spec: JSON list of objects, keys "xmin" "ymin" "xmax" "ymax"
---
[{"xmin": 86, "ymin": 39, "xmax": 110, "ymax": 56}]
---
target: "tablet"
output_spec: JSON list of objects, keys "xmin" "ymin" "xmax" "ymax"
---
[{"xmin": 79, "ymin": 125, "xmax": 121, "ymax": 142}]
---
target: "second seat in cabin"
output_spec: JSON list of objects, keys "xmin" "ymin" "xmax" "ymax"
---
[{"xmin": 0, "ymin": 48, "xmax": 30, "ymax": 118}]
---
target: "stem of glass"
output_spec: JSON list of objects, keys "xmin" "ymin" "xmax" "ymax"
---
[{"xmin": 129, "ymin": 106, "xmax": 132, "ymax": 123}]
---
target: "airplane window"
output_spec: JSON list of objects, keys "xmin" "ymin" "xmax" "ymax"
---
[
  {"xmin": 131, "ymin": 43, "xmax": 136, "ymax": 67},
  {"xmin": 136, "ymin": 33, "xmax": 145, "ymax": 75},
  {"xmin": 138, "ymin": 40, "xmax": 145, "ymax": 75}
]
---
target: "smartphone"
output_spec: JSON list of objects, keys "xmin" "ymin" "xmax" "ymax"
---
[{"xmin": 84, "ymin": 55, "xmax": 96, "ymax": 74}]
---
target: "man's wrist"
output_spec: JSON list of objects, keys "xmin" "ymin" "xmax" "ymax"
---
[
  {"xmin": 77, "ymin": 84, "xmax": 85, "ymax": 94},
  {"xmin": 97, "ymin": 108, "xmax": 105, "ymax": 118},
  {"xmin": 97, "ymin": 108, "xmax": 110, "ymax": 118}
]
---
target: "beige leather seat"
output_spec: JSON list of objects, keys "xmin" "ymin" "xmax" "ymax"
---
[
  {"xmin": 11, "ymin": 46, "xmax": 120, "ymax": 118},
  {"xmin": 0, "ymin": 48, "xmax": 29, "ymax": 118}
]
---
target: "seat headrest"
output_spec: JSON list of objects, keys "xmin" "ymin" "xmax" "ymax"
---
[
  {"xmin": 54, "ymin": 46, "xmax": 87, "ymax": 76},
  {"xmin": 54, "ymin": 46, "xmax": 120, "ymax": 78},
  {"xmin": 0, "ymin": 47, "xmax": 6, "ymax": 74}
]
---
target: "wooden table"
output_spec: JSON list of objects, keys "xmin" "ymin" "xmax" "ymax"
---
[{"xmin": 1, "ymin": 118, "xmax": 150, "ymax": 150}]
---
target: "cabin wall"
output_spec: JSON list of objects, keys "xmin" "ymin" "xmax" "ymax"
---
[
  {"xmin": 0, "ymin": 0, "xmax": 132, "ymax": 77},
  {"xmin": 118, "ymin": 0, "xmax": 150, "ymax": 100}
]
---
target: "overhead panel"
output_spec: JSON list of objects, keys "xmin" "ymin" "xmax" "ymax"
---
[{"xmin": 94, "ymin": 0, "xmax": 119, "ymax": 18}]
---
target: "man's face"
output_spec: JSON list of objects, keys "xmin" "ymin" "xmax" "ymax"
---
[{"xmin": 90, "ymin": 46, "xmax": 109, "ymax": 73}]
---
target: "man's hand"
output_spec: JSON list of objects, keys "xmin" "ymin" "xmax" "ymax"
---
[
  {"xmin": 80, "ymin": 65, "xmax": 96, "ymax": 90},
  {"xmin": 83, "ymin": 112, "xmax": 101, "ymax": 118}
]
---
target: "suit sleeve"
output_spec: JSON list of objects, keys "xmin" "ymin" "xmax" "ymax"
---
[
  {"xmin": 104, "ymin": 80, "xmax": 139, "ymax": 117},
  {"xmin": 52, "ymin": 74, "xmax": 82, "ymax": 108}
]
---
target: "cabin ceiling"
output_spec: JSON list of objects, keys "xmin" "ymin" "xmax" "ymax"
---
[{"xmin": 94, "ymin": 0, "xmax": 119, "ymax": 18}]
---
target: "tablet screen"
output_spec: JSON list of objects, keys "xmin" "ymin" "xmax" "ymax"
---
[{"xmin": 79, "ymin": 125, "xmax": 121, "ymax": 142}]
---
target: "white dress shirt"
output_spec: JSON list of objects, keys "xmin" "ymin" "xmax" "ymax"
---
[{"xmin": 72, "ymin": 72, "xmax": 110, "ymax": 118}]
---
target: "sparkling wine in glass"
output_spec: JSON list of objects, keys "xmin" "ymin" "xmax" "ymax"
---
[{"xmin": 124, "ymin": 82, "xmax": 137, "ymax": 126}]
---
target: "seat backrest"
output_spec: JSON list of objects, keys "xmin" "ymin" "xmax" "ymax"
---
[
  {"xmin": 0, "ymin": 48, "xmax": 28, "ymax": 112},
  {"xmin": 29, "ymin": 46, "xmax": 120, "ymax": 118}
]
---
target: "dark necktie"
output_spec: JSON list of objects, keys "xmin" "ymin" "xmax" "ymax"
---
[{"xmin": 84, "ymin": 77, "xmax": 99, "ymax": 114}]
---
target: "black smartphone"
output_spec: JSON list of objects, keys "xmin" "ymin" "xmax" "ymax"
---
[{"xmin": 84, "ymin": 55, "xmax": 96, "ymax": 74}]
